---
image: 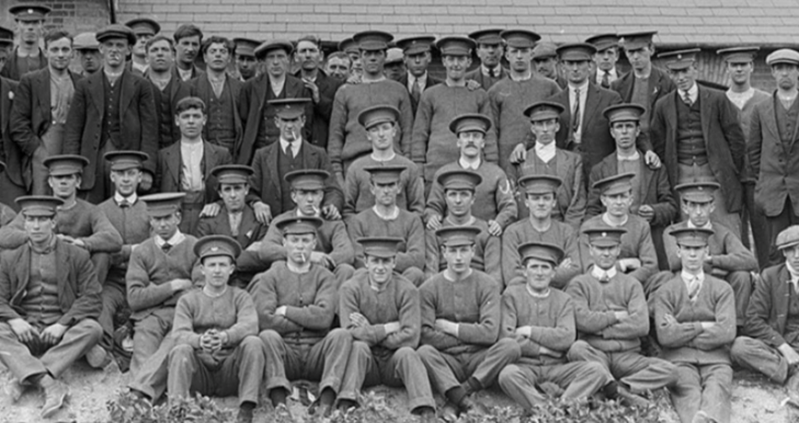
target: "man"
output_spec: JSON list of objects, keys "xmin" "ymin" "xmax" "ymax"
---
[
  {"xmin": 654, "ymin": 227, "xmax": 736, "ymax": 423},
  {"xmin": 651, "ymin": 48, "xmax": 746, "ymax": 236},
  {"xmin": 338, "ymin": 37, "xmax": 360, "ymax": 65},
  {"xmin": 749, "ymin": 48, "xmax": 799, "ymax": 266},
  {"xmin": 383, "ymin": 48, "xmax": 406, "ymax": 82},
  {"xmin": 579, "ymin": 173, "xmax": 659, "ymax": 284},
  {"xmin": 145, "ymin": 35, "xmax": 191, "ymax": 149},
  {"xmin": 585, "ymin": 33, "xmax": 621, "ymax": 89},
  {"xmin": 717, "ymin": 46, "xmax": 770, "ymax": 268},
  {"xmin": 169, "ymin": 235, "xmax": 262, "ymax": 423},
  {"xmin": 97, "ymin": 151, "xmax": 152, "ymax": 369},
  {"xmin": 412, "ymin": 36, "xmax": 497, "ymax": 192},
  {"xmin": 238, "ymin": 39, "xmax": 313, "ymax": 165},
  {"xmin": 731, "ymin": 226, "xmax": 799, "ymax": 402},
  {"xmin": 249, "ymin": 98, "xmax": 343, "ymax": 225},
  {"xmin": 244, "ymin": 169, "xmax": 353, "ymax": 287},
  {"xmin": 567, "ymin": 226, "xmax": 678, "ymax": 407},
  {"xmin": 233, "ymin": 38, "xmax": 259, "ymax": 81},
  {"xmin": 513, "ymin": 101, "xmax": 585, "ymax": 228},
  {"xmin": 502, "ymin": 175, "xmax": 582, "ymax": 289},
  {"xmin": 325, "ymin": 51, "xmax": 351, "ymax": 81},
  {"xmin": 425, "ymin": 170, "xmax": 501, "ymax": 283},
  {"xmin": 63, "ymin": 24, "xmax": 158, "ymax": 204},
  {"xmin": 395, "ymin": 35, "xmax": 442, "ymax": 116},
  {"xmin": 124, "ymin": 18, "xmax": 159, "ymax": 76},
  {"xmin": 11, "ymin": 30, "xmax": 82, "ymax": 196},
  {"xmin": 0, "ymin": 195, "xmax": 102, "ymax": 418},
  {"xmin": 250, "ymin": 216, "xmax": 352, "ymax": 418},
  {"xmin": 348, "ymin": 166, "xmax": 425, "ymax": 286},
  {"xmin": 337, "ymin": 237, "xmax": 436, "ymax": 423},
  {"xmin": 125, "ymin": 192, "xmax": 202, "ymax": 377},
  {"xmin": 465, "ymin": 29, "xmax": 508, "ymax": 91},
  {"xmin": 189, "ymin": 36, "xmax": 243, "ymax": 154},
  {"xmin": 154, "ymin": 97, "xmax": 232, "ymax": 235},
  {"xmin": 344, "ymin": 105, "xmax": 424, "ymax": 220},
  {"xmin": 497, "ymin": 241, "xmax": 613, "ymax": 411},
  {"xmin": 418, "ymin": 226, "xmax": 515, "ymax": 422},
  {"xmin": 0, "ymin": 162, "xmax": 18, "ymax": 225},
  {"xmin": 612, "ymin": 31, "xmax": 676, "ymax": 155},
  {"xmin": 532, "ymin": 42, "xmax": 568, "ymax": 89},
  {"xmin": 586, "ymin": 103, "xmax": 677, "ymax": 269},
  {"xmin": 488, "ymin": 29, "xmax": 560, "ymax": 176},
  {"xmin": 1, "ymin": 4, "xmax": 50, "ymax": 81},
  {"xmin": 295, "ymin": 35, "xmax": 345, "ymax": 149},
  {"xmin": 0, "ymin": 27, "xmax": 22, "ymax": 209},
  {"xmin": 328, "ymin": 30, "xmax": 414, "ymax": 180},
  {"xmin": 173, "ymin": 24, "xmax": 204, "ymax": 82},
  {"xmin": 73, "ymin": 32, "xmax": 102, "ymax": 76}
]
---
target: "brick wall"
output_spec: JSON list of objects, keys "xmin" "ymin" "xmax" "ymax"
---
[{"xmin": 0, "ymin": 0, "xmax": 110, "ymax": 35}]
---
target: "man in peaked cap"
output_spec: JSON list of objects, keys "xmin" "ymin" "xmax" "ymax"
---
[
  {"xmin": 502, "ymin": 174, "xmax": 581, "ymax": 290},
  {"xmin": 411, "ymin": 37, "xmax": 498, "ymax": 194},
  {"xmin": 337, "ymin": 236, "xmax": 437, "ymax": 423},
  {"xmin": 249, "ymin": 216, "xmax": 351, "ymax": 418},
  {"xmin": 344, "ymin": 104, "xmax": 424, "ymax": 221},
  {"xmin": 384, "ymin": 47, "xmax": 406, "ymax": 82},
  {"xmin": 489, "ymin": 29, "xmax": 561, "ymax": 177},
  {"xmin": 532, "ymin": 41, "xmax": 567, "ymax": 89},
  {"xmin": 749, "ymin": 48, "xmax": 799, "ymax": 266},
  {"xmin": 651, "ymin": 48, "xmax": 747, "ymax": 238},
  {"xmin": 125, "ymin": 17, "xmax": 160, "ymax": 76},
  {"xmin": 0, "ymin": 195, "xmax": 103, "ymax": 418},
  {"xmin": 233, "ymin": 38, "xmax": 259, "ymax": 81},
  {"xmin": 465, "ymin": 29, "xmax": 508, "ymax": 91},
  {"xmin": 514, "ymin": 100, "xmax": 585, "ymax": 228},
  {"xmin": 144, "ymin": 34, "xmax": 192, "ymax": 149},
  {"xmin": 653, "ymin": 226, "xmax": 736, "ymax": 423},
  {"xmin": 732, "ymin": 225, "xmax": 799, "ymax": 404},
  {"xmin": 579, "ymin": 173, "xmax": 658, "ymax": 284},
  {"xmin": 2, "ymin": 3, "xmax": 50, "ymax": 81},
  {"xmin": 395, "ymin": 35, "xmax": 442, "ymax": 115},
  {"xmin": 64, "ymin": 23, "xmax": 158, "ymax": 204},
  {"xmin": 348, "ymin": 165, "xmax": 426, "ymax": 286},
  {"xmin": 585, "ymin": 33, "xmax": 621, "ymax": 89},
  {"xmin": 0, "ymin": 27, "xmax": 23, "ymax": 211},
  {"xmin": 73, "ymin": 32, "xmax": 102, "ymax": 75}
]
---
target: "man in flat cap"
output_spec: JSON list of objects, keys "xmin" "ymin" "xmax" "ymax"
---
[
  {"xmin": 64, "ymin": 24, "xmax": 158, "ymax": 204},
  {"xmin": 425, "ymin": 170, "xmax": 501, "ymax": 283},
  {"xmin": 238, "ymin": 39, "xmax": 314, "ymax": 165},
  {"xmin": 426, "ymin": 113, "xmax": 516, "ymax": 238},
  {"xmin": 0, "ymin": 195, "xmax": 103, "ymax": 418},
  {"xmin": 395, "ymin": 35, "xmax": 442, "ymax": 116},
  {"xmin": 567, "ymin": 225, "xmax": 678, "ymax": 407},
  {"xmin": 532, "ymin": 42, "xmax": 567, "ymax": 89},
  {"xmin": 654, "ymin": 227, "xmax": 736, "ymax": 423},
  {"xmin": 579, "ymin": 173, "xmax": 658, "ymax": 284},
  {"xmin": 412, "ymin": 37, "xmax": 498, "ymax": 194},
  {"xmin": 513, "ymin": 101, "xmax": 585, "ymax": 229},
  {"xmin": 173, "ymin": 24, "xmax": 204, "ymax": 82},
  {"xmin": 125, "ymin": 18, "xmax": 159, "ymax": 76},
  {"xmin": 0, "ymin": 26, "xmax": 22, "ymax": 209},
  {"xmin": 325, "ymin": 51, "xmax": 351, "ymax": 81},
  {"xmin": 11, "ymin": 29, "xmax": 82, "ymax": 196},
  {"xmin": 612, "ymin": 31, "xmax": 675, "ymax": 162},
  {"xmin": 154, "ymin": 97, "xmax": 232, "ymax": 235},
  {"xmin": 465, "ymin": 29, "xmax": 507, "ymax": 91},
  {"xmin": 73, "ymin": 32, "xmax": 102, "ymax": 76},
  {"xmin": 418, "ymin": 225, "xmax": 513, "ymax": 421},
  {"xmin": 328, "ymin": 30, "xmax": 414, "ymax": 182},
  {"xmin": 586, "ymin": 33, "xmax": 622, "ymax": 89},
  {"xmin": 732, "ymin": 225, "xmax": 799, "ymax": 404},
  {"xmin": 249, "ymin": 216, "xmax": 351, "ymax": 418},
  {"xmin": 488, "ymin": 29, "xmax": 561, "ymax": 176},
  {"xmin": 144, "ymin": 35, "xmax": 191, "ymax": 149},
  {"xmin": 337, "ymin": 237, "xmax": 437, "ymax": 423},
  {"xmin": 749, "ymin": 48, "xmax": 799, "ymax": 266},
  {"xmin": 1, "ymin": 4, "xmax": 50, "ymax": 81},
  {"xmin": 497, "ymin": 241, "xmax": 615, "ymax": 411},
  {"xmin": 651, "ymin": 48, "xmax": 746, "ymax": 237},
  {"xmin": 189, "ymin": 36, "xmax": 243, "ymax": 155},
  {"xmin": 344, "ymin": 105, "xmax": 424, "ymax": 221},
  {"xmin": 586, "ymin": 104, "xmax": 677, "ymax": 268},
  {"xmin": 384, "ymin": 47, "xmax": 406, "ymax": 82},
  {"xmin": 295, "ymin": 35, "xmax": 345, "ymax": 150},
  {"xmin": 502, "ymin": 174, "xmax": 582, "ymax": 289},
  {"xmin": 233, "ymin": 38, "xmax": 259, "ymax": 82}
]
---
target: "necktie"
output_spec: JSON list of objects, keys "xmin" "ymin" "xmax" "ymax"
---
[
  {"xmin": 687, "ymin": 276, "xmax": 700, "ymax": 299},
  {"xmin": 411, "ymin": 79, "xmax": 421, "ymax": 103},
  {"xmin": 119, "ymin": 199, "xmax": 130, "ymax": 208},
  {"xmin": 601, "ymin": 70, "xmax": 610, "ymax": 88},
  {"xmin": 599, "ymin": 273, "xmax": 610, "ymax": 283},
  {"xmin": 682, "ymin": 90, "xmax": 692, "ymax": 106},
  {"xmin": 571, "ymin": 88, "xmax": 581, "ymax": 136},
  {"xmin": 162, "ymin": 242, "xmax": 172, "ymax": 254}
]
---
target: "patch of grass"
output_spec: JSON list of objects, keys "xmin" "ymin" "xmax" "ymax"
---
[{"xmin": 106, "ymin": 390, "xmax": 236, "ymax": 423}]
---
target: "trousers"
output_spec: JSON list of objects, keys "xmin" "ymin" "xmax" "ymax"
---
[
  {"xmin": 417, "ymin": 338, "xmax": 520, "ymax": 394},
  {"xmin": 567, "ymin": 340, "xmax": 677, "ymax": 392}
]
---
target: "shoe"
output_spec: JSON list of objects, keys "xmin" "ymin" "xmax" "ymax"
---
[
  {"xmin": 236, "ymin": 406, "xmax": 254, "ymax": 423},
  {"xmin": 86, "ymin": 345, "xmax": 112, "ymax": 369},
  {"xmin": 460, "ymin": 396, "xmax": 488, "ymax": 415},
  {"xmin": 439, "ymin": 401, "xmax": 459, "ymax": 423},
  {"xmin": 308, "ymin": 399, "xmax": 334, "ymax": 418},
  {"xmin": 419, "ymin": 408, "xmax": 436, "ymax": 423},
  {"xmin": 41, "ymin": 380, "xmax": 69, "ymax": 418},
  {"xmin": 5, "ymin": 379, "xmax": 26, "ymax": 403}
]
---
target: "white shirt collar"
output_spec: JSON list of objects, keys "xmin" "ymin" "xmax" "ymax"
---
[
  {"xmin": 569, "ymin": 80, "xmax": 590, "ymax": 93},
  {"xmin": 591, "ymin": 265, "xmax": 617, "ymax": 281},
  {"xmin": 681, "ymin": 269, "xmax": 705, "ymax": 298},
  {"xmin": 280, "ymin": 137, "xmax": 301, "ymax": 157},
  {"xmin": 114, "ymin": 192, "xmax": 138, "ymax": 205},
  {"xmin": 596, "ymin": 68, "xmax": 618, "ymax": 84},
  {"xmin": 372, "ymin": 205, "xmax": 400, "ymax": 220},
  {"xmin": 617, "ymin": 149, "xmax": 640, "ymax": 162},
  {"xmin": 602, "ymin": 213, "xmax": 628, "ymax": 227},
  {"xmin": 408, "ymin": 72, "xmax": 428, "ymax": 91},
  {"xmin": 534, "ymin": 141, "xmax": 556, "ymax": 163},
  {"xmin": 482, "ymin": 65, "xmax": 501, "ymax": 78},
  {"xmin": 787, "ymin": 261, "xmax": 799, "ymax": 292},
  {"xmin": 686, "ymin": 220, "xmax": 713, "ymax": 230},
  {"xmin": 155, "ymin": 230, "xmax": 185, "ymax": 248},
  {"xmin": 682, "ymin": 83, "xmax": 699, "ymax": 103},
  {"xmin": 459, "ymin": 156, "xmax": 481, "ymax": 170}
]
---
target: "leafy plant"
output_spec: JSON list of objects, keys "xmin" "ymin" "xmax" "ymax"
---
[{"xmin": 106, "ymin": 390, "xmax": 236, "ymax": 423}]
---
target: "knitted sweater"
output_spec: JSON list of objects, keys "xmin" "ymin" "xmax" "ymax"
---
[
  {"xmin": 97, "ymin": 196, "xmax": 151, "ymax": 269},
  {"xmin": 348, "ymin": 207, "xmax": 424, "ymax": 272},
  {"xmin": 501, "ymin": 219, "xmax": 582, "ymax": 289},
  {"xmin": 172, "ymin": 287, "xmax": 258, "ymax": 354},
  {"xmin": 343, "ymin": 154, "xmax": 425, "ymax": 218}
]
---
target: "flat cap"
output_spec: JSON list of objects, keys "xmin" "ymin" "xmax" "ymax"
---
[
  {"xmin": 675, "ymin": 180, "xmax": 720, "ymax": 203},
  {"xmin": 776, "ymin": 225, "xmax": 799, "ymax": 251},
  {"xmin": 523, "ymin": 101, "xmax": 564, "ymax": 121},
  {"xmin": 233, "ymin": 37, "xmax": 260, "ymax": 57},
  {"xmin": 104, "ymin": 151, "xmax": 149, "ymax": 171},
  {"xmin": 585, "ymin": 33, "xmax": 619, "ymax": 52},
  {"xmin": 670, "ymin": 227, "xmax": 713, "ymax": 247},
  {"xmin": 96, "ymin": 24, "xmax": 136, "ymax": 46},
  {"xmin": 358, "ymin": 236, "xmax": 403, "ymax": 258},
  {"xmin": 72, "ymin": 32, "xmax": 99, "ymax": 51},
  {"xmin": 436, "ymin": 226, "xmax": 482, "ymax": 247},
  {"xmin": 365, "ymin": 165, "xmax": 404, "ymax": 184},
  {"xmin": 449, "ymin": 113, "xmax": 492, "ymax": 135},
  {"xmin": 358, "ymin": 105, "xmax": 399, "ymax": 129},
  {"xmin": 141, "ymin": 192, "xmax": 186, "ymax": 217},
  {"xmin": 518, "ymin": 241, "xmax": 563, "ymax": 266},
  {"xmin": 268, "ymin": 98, "xmax": 310, "ymax": 119},
  {"xmin": 276, "ymin": 215, "xmax": 323, "ymax": 235},
  {"xmin": 255, "ymin": 39, "xmax": 293, "ymax": 59},
  {"xmin": 0, "ymin": 26, "xmax": 14, "ymax": 47},
  {"xmin": 469, "ymin": 29, "xmax": 503, "ymax": 45},
  {"xmin": 353, "ymin": 30, "xmax": 393, "ymax": 51},
  {"xmin": 16, "ymin": 195, "xmax": 63, "ymax": 217},
  {"xmin": 658, "ymin": 48, "xmax": 700, "ymax": 71},
  {"xmin": 436, "ymin": 36, "xmax": 475, "ymax": 57},
  {"xmin": 284, "ymin": 169, "xmax": 328, "ymax": 191},
  {"xmin": 532, "ymin": 42, "xmax": 558, "ymax": 59},
  {"xmin": 10, "ymin": 4, "xmax": 50, "ymax": 21},
  {"xmin": 125, "ymin": 17, "xmax": 160, "ymax": 36},
  {"xmin": 211, "ymin": 164, "xmax": 254, "ymax": 186},
  {"xmin": 396, "ymin": 35, "xmax": 435, "ymax": 55},
  {"xmin": 437, "ymin": 169, "xmax": 483, "ymax": 192},
  {"xmin": 593, "ymin": 172, "xmax": 635, "ymax": 196},
  {"xmin": 582, "ymin": 225, "xmax": 627, "ymax": 247},
  {"xmin": 603, "ymin": 103, "xmax": 645, "ymax": 124},
  {"xmin": 766, "ymin": 49, "xmax": 799, "ymax": 67},
  {"xmin": 518, "ymin": 174, "xmax": 562, "ymax": 195},
  {"xmin": 194, "ymin": 235, "xmax": 242, "ymax": 261},
  {"xmin": 44, "ymin": 154, "xmax": 89, "ymax": 176},
  {"xmin": 384, "ymin": 47, "xmax": 404, "ymax": 65},
  {"xmin": 618, "ymin": 31, "xmax": 657, "ymax": 50},
  {"xmin": 501, "ymin": 29, "xmax": 540, "ymax": 49},
  {"xmin": 557, "ymin": 43, "xmax": 597, "ymax": 62},
  {"xmin": 716, "ymin": 46, "xmax": 759, "ymax": 63}
]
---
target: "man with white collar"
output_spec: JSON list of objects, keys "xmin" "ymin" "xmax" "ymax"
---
[
  {"xmin": 585, "ymin": 33, "xmax": 621, "ymax": 89},
  {"xmin": 124, "ymin": 18, "xmax": 159, "ymax": 76},
  {"xmin": 1, "ymin": 4, "xmax": 50, "ymax": 81},
  {"xmin": 464, "ymin": 29, "xmax": 508, "ymax": 91},
  {"xmin": 395, "ymin": 35, "xmax": 442, "ymax": 116}
]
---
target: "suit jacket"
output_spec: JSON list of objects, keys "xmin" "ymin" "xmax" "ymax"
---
[
  {"xmin": 196, "ymin": 203, "xmax": 267, "ymax": 250},
  {"xmin": 250, "ymin": 140, "xmax": 344, "ymax": 217},
  {"xmin": 295, "ymin": 69, "xmax": 344, "ymax": 150},
  {"xmin": 651, "ymin": 85, "xmax": 746, "ymax": 213},
  {"xmin": 748, "ymin": 94, "xmax": 799, "ymax": 217},
  {"xmin": 189, "ymin": 74, "xmax": 243, "ymax": 149},
  {"xmin": 745, "ymin": 264, "xmax": 794, "ymax": 348},
  {"xmin": 399, "ymin": 72, "xmax": 443, "ymax": 117},
  {"xmin": 465, "ymin": 66, "xmax": 508, "ymax": 91},
  {"xmin": 0, "ymin": 239, "xmax": 102, "ymax": 325},
  {"xmin": 0, "ymin": 77, "xmax": 21, "ymax": 187},
  {"xmin": 154, "ymin": 141, "xmax": 233, "ymax": 203},
  {"xmin": 586, "ymin": 152, "xmax": 677, "ymax": 227},
  {"xmin": 0, "ymin": 47, "xmax": 48, "ymax": 81},
  {"xmin": 610, "ymin": 66, "xmax": 676, "ymax": 152},
  {"xmin": 63, "ymin": 70, "xmax": 158, "ymax": 189},
  {"xmin": 549, "ymin": 83, "xmax": 622, "ymax": 175},
  {"xmin": 146, "ymin": 72, "xmax": 192, "ymax": 148},
  {"xmin": 238, "ymin": 72, "xmax": 314, "ymax": 165}
]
